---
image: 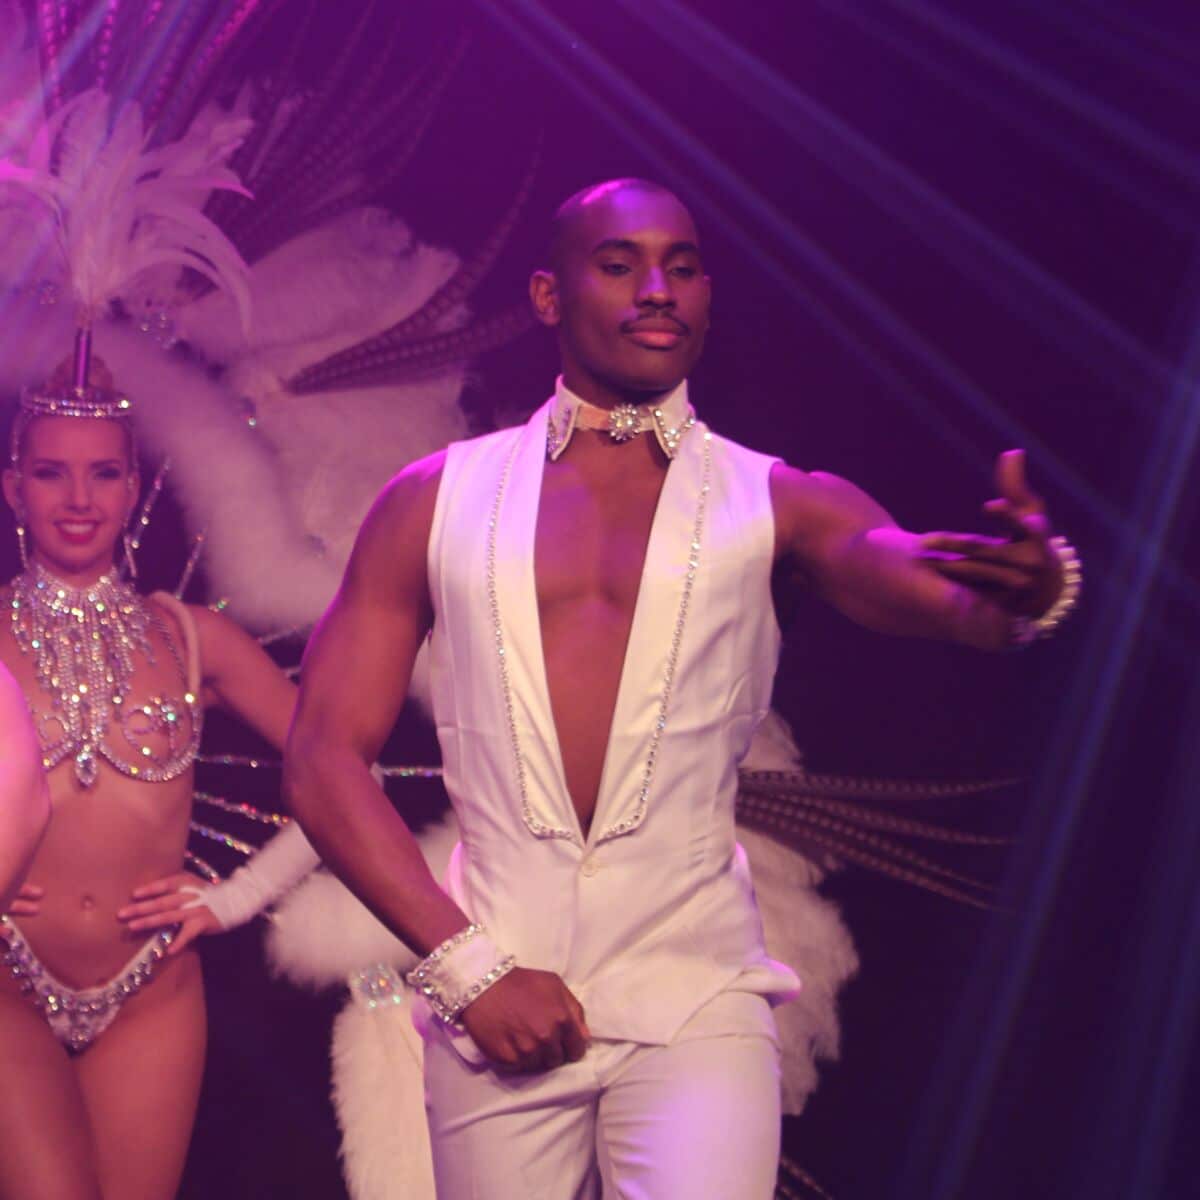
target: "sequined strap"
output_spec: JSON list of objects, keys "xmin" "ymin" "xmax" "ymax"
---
[{"xmin": 149, "ymin": 592, "xmax": 201, "ymax": 697}]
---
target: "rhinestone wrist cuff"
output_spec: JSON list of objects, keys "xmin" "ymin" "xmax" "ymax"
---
[
  {"xmin": 405, "ymin": 924, "xmax": 516, "ymax": 1023},
  {"xmin": 1010, "ymin": 535, "xmax": 1082, "ymax": 647}
]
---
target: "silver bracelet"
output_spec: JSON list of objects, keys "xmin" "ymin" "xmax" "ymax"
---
[
  {"xmin": 1010, "ymin": 535, "xmax": 1082, "ymax": 647},
  {"xmin": 405, "ymin": 923, "xmax": 516, "ymax": 1023}
]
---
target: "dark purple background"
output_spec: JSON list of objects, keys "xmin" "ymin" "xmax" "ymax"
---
[{"xmin": 153, "ymin": 2, "xmax": 1200, "ymax": 1196}]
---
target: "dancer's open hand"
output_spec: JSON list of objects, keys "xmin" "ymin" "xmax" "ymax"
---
[
  {"xmin": 461, "ymin": 966, "xmax": 591, "ymax": 1073},
  {"xmin": 919, "ymin": 449, "xmax": 1063, "ymax": 619},
  {"xmin": 118, "ymin": 872, "xmax": 221, "ymax": 955},
  {"xmin": 5, "ymin": 881, "xmax": 43, "ymax": 916}
]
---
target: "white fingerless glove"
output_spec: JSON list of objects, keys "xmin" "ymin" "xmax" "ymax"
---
[{"xmin": 192, "ymin": 821, "xmax": 321, "ymax": 931}]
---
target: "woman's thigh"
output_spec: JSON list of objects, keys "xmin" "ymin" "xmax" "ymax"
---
[
  {"xmin": 0, "ymin": 986, "xmax": 102, "ymax": 1200},
  {"xmin": 74, "ymin": 949, "xmax": 207, "ymax": 1200}
]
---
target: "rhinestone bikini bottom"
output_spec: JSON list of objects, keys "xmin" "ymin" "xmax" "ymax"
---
[{"xmin": 0, "ymin": 915, "xmax": 175, "ymax": 1053}]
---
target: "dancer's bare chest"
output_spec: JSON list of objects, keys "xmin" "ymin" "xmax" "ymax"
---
[{"xmin": 534, "ymin": 460, "xmax": 666, "ymax": 837}]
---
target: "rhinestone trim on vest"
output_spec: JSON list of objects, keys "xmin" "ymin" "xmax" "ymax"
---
[{"xmin": 486, "ymin": 429, "xmax": 713, "ymax": 845}]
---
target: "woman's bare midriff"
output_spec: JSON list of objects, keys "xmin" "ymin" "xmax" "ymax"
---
[{"xmin": 9, "ymin": 765, "xmax": 194, "ymax": 987}]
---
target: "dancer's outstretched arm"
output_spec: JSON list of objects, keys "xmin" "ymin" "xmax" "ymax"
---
[{"xmin": 773, "ymin": 449, "xmax": 1069, "ymax": 650}]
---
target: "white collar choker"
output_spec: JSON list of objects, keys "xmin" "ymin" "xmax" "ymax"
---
[{"xmin": 546, "ymin": 379, "xmax": 696, "ymax": 461}]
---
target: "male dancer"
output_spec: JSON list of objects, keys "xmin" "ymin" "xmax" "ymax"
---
[
  {"xmin": 285, "ymin": 178, "xmax": 1072, "ymax": 1198},
  {"xmin": 0, "ymin": 662, "xmax": 47, "ymax": 913}
]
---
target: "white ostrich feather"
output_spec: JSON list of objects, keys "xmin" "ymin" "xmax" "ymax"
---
[
  {"xmin": 103, "ymin": 322, "xmax": 339, "ymax": 630},
  {"xmin": 0, "ymin": 89, "xmax": 252, "ymax": 327},
  {"xmin": 180, "ymin": 207, "xmax": 461, "ymax": 366},
  {"xmin": 266, "ymin": 817, "xmax": 456, "ymax": 1200},
  {"xmin": 174, "ymin": 207, "xmax": 469, "ymax": 626},
  {"xmin": 741, "ymin": 827, "xmax": 859, "ymax": 1114},
  {"xmin": 267, "ymin": 871, "xmax": 419, "ymax": 990},
  {"xmin": 737, "ymin": 710, "xmax": 860, "ymax": 1113},
  {"xmin": 330, "ymin": 999, "xmax": 435, "ymax": 1200},
  {"xmin": 255, "ymin": 374, "xmax": 469, "ymax": 576}
]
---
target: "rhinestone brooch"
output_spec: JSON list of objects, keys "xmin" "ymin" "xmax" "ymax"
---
[{"xmin": 607, "ymin": 404, "xmax": 642, "ymax": 442}]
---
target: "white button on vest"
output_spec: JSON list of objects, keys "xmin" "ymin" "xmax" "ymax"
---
[{"xmin": 580, "ymin": 855, "xmax": 599, "ymax": 877}]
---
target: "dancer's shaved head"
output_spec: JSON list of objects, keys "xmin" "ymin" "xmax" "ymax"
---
[{"xmin": 547, "ymin": 178, "xmax": 690, "ymax": 276}]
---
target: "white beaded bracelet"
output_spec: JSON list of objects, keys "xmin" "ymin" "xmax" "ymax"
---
[
  {"xmin": 1010, "ymin": 535, "xmax": 1082, "ymax": 647},
  {"xmin": 405, "ymin": 924, "xmax": 516, "ymax": 1024}
]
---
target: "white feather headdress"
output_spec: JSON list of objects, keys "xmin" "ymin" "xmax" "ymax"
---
[{"xmin": 0, "ymin": 88, "xmax": 252, "ymax": 380}]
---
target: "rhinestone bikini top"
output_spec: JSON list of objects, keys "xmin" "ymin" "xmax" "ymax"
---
[{"xmin": 8, "ymin": 566, "xmax": 203, "ymax": 787}]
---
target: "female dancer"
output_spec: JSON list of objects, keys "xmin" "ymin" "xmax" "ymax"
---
[{"xmin": 0, "ymin": 364, "xmax": 297, "ymax": 1200}]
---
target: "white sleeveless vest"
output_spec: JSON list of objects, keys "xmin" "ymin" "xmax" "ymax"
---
[{"xmin": 426, "ymin": 398, "xmax": 800, "ymax": 1046}]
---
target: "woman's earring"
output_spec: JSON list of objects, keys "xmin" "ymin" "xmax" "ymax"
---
[
  {"xmin": 15, "ymin": 518, "xmax": 28, "ymax": 570},
  {"xmin": 122, "ymin": 529, "xmax": 138, "ymax": 581}
]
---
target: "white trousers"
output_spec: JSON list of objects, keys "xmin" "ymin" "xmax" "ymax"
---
[{"xmin": 424, "ymin": 990, "xmax": 782, "ymax": 1200}]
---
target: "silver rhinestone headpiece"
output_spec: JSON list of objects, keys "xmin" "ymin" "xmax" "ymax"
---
[
  {"xmin": 10, "ymin": 329, "xmax": 135, "ymax": 467},
  {"xmin": 11, "ymin": 384, "xmax": 133, "ymax": 467}
]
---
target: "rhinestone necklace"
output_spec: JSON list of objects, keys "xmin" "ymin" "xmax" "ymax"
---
[
  {"xmin": 9, "ymin": 563, "xmax": 200, "ymax": 787},
  {"xmin": 487, "ymin": 425, "xmax": 712, "ymax": 845}
]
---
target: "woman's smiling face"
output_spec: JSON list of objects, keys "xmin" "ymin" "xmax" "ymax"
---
[{"xmin": 4, "ymin": 415, "xmax": 137, "ymax": 584}]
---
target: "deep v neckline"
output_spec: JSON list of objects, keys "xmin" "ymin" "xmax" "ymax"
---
[
  {"xmin": 531, "ymin": 447, "xmax": 673, "ymax": 847},
  {"xmin": 488, "ymin": 405, "xmax": 711, "ymax": 850}
]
